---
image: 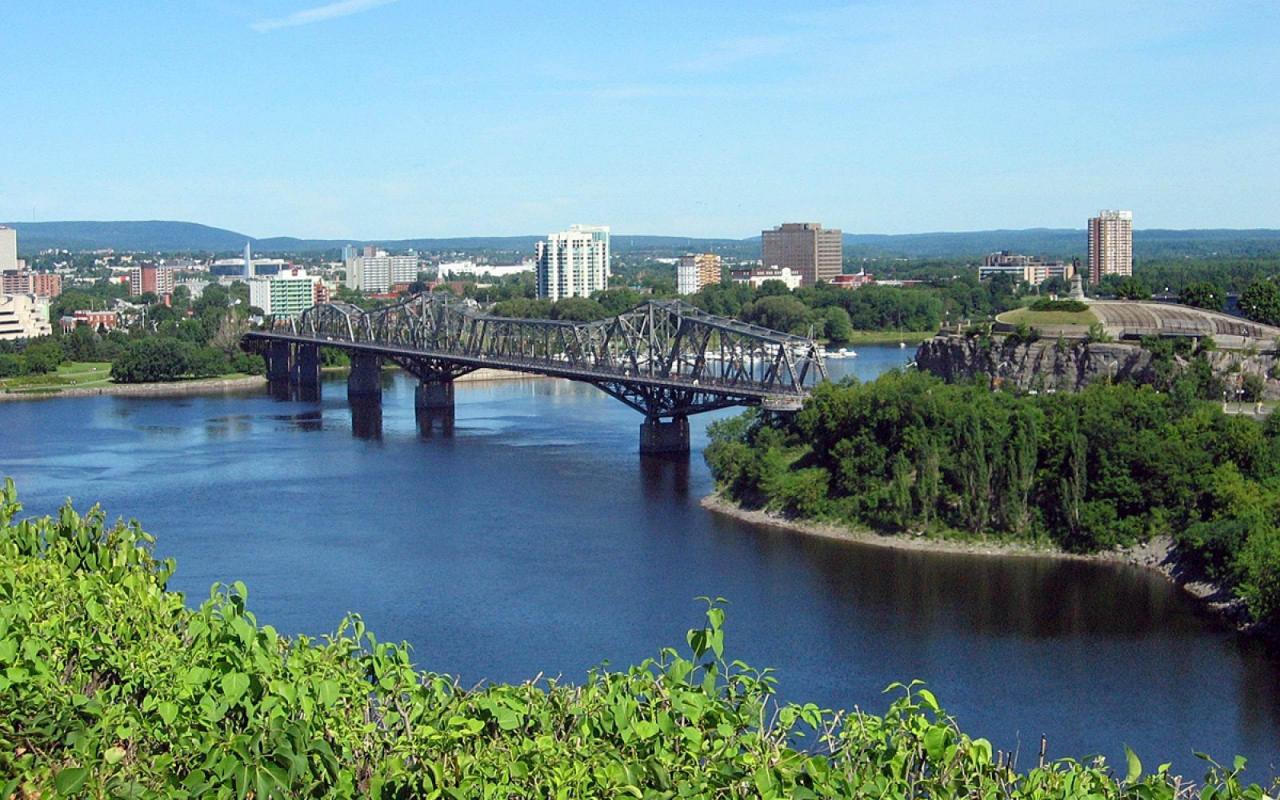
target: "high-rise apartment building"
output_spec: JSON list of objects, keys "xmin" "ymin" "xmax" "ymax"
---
[
  {"xmin": 535, "ymin": 225, "xmax": 611, "ymax": 300},
  {"xmin": 0, "ymin": 226, "xmax": 18, "ymax": 272},
  {"xmin": 761, "ymin": 223, "xmax": 842, "ymax": 287},
  {"xmin": 128, "ymin": 265, "xmax": 176, "ymax": 297},
  {"xmin": 248, "ymin": 268, "xmax": 327, "ymax": 317},
  {"xmin": 676, "ymin": 253, "xmax": 723, "ymax": 295},
  {"xmin": 344, "ymin": 249, "xmax": 418, "ymax": 293},
  {"xmin": 1087, "ymin": 210, "xmax": 1133, "ymax": 284}
]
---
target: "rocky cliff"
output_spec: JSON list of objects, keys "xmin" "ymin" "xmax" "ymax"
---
[{"xmin": 915, "ymin": 334, "xmax": 1280, "ymax": 399}]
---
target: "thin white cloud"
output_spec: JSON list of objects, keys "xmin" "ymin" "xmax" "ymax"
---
[{"xmin": 251, "ymin": 0, "xmax": 398, "ymax": 33}]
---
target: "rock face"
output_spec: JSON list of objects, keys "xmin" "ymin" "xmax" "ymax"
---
[{"xmin": 915, "ymin": 334, "xmax": 1280, "ymax": 399}]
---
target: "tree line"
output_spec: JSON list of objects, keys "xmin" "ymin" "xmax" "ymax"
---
[{"xmin": 706, "ymin": 370, "xmax": 1280, "ymax": 630}]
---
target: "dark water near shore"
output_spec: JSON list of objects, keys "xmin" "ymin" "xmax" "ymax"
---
[{"xmin": 2, "ymin": 346, "xmax": 1278, "ymax": 777}]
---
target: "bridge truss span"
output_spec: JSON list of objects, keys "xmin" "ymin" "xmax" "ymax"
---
[{"xmin": 245, "ymin": 295, "xmax": 827, "ymax": 452}]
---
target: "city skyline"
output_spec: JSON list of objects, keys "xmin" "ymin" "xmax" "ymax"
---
[{"xmin": 4, "ymin": 2, "xmax": 1279, "ymax": 238}]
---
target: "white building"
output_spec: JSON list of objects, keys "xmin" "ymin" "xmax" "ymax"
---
[
  {"xmin": 345, "ymin": 250, "xmax": 419, "ymax": 293},
  {"xmin": 248, "ymin": 268, "xmax": 326, "ymax": 317},
  {"xmin": 0, "ymin": 293, "xmax": 52, "ymax": 341},
  {"xmin": 437, "ymin": 259, "xmax": 535, "ymax": 279},
  {"xmin": 536, "ymin": 225, "xmax": 610, "ymax": 300},
  {"xmin": 729, "ymin": 266, "xmax": 802, "ymax": 291},
  {"xmin": 0, "ymin": 226, "xmax": 19, "ymax": 272}
]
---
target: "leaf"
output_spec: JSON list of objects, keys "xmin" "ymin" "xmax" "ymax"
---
[
  {"xmin": 105, "ymin": 746, "xmax": 127, "ymax": 765},
  {"xmin": 221, "ymin": 671, "xmax": 250, "ymax": 704},
  {"xmin": 55, "ymin": 766, "xmax": 89, "ymax": 796},
  {"xmin": 1124, "ymin": 745, "xmax": 1142, "ymax": 784},
  {"xmin": 317, "ymin": 679, "xmax": 340, "ymax": 708},
  {"xmin": 916, "ymin": 688, "xmax": 940, "ymax": 713},
  {"xmin": 158, "ymin": 701, "xmax": 179, "ymax": 726},
  {"xmin": 923, "ymin": 726, "xmax": 947, "ymax": 762}
]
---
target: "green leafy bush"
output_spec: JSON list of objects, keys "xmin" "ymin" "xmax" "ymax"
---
[{"xmin": 1, "ymin": 478, "xmax": 1276, "ymax": 797}]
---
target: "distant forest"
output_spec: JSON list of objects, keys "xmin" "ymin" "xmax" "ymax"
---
[{"xmin": 7, "ymin": 220, "xmax": 1280, "ymax": 260}]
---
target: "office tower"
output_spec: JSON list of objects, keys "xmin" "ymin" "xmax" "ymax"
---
[
  {"xmin": 761, "ymin": 223, "xmax": 843, "ymax": 286},
  {"xmin": 535, "ymin": 225, "xmax": 611, "ymax": 300},
  {"xmin": 243, "ymin": 242, "xmax": 253, "ymax": 278},
  {"xmin": 676, "ymin": 253, "xmax": 723, "ymax": 295},
  {"xmin": 1087, "ymin": 210, "xmax": 1133, "ymax": 284},
  {"xmin": 342, "ymin": 244, "xmax": 357, "ymax": 264},
  {"xmin": 0, "ymin": 226, "xmax": 17, "ymax": 271}
]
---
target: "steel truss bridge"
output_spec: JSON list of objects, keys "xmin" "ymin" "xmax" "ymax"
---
[{"xmin": 243, "ymin": 294, "xmax": 826, "ymax": 453}]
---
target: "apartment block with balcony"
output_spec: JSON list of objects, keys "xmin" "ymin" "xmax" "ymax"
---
[{"xmin": 1088, "ymin": 210, "xmax": 1133, "ymax": 284}]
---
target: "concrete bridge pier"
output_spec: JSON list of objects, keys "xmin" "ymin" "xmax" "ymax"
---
[
  {"xmin": 415, "ymin": 379, "xmax": 454, "ymax": 411},
  {"xmin": 415, "ymin": 379, "xmax": 455, "ymax": 437},
  {"xmin": 291, "ymin": 343, "xmax": 322, "ymax": 394},
  {"xmin": 266, "ymin": 340, "xmax": 293, "ymax": 382},
  {"xmin": 347, "ymin": 353, "xmax": 383, "ymax": 399},
  {"xmin": 640, "ymin": 415, "xmax": 690, "ymax": 455}
]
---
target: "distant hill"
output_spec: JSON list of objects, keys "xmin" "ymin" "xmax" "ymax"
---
[{"xmin": 6, "ymin": 220, "xmax": 1280, "ymax": 260}]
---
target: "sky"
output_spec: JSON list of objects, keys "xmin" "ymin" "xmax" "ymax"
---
[{"xmin": 2, "ymin": 1, "xmax": 1278, "ymax": 238}]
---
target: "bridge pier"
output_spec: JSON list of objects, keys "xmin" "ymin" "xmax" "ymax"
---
[
  {"xmin": 347, "ymin": 353, "xmax": 383, "ymax": 399},
  {"xmin": 266, "ymin": 340, "xmax": 292, "ymax": 382},
  {"xmin": 640, "ymin": 415, "xmax": 690, "ymax": 456},
  {"xmin": 291, "ymin": 343, "xmax": 321, "ymax": 394},
  {"xmin": 415, "ymin": 379, "xmax": 454, "ymax": 410},
  {"xmin": 415, "ymin": 379, "xmax": 455, "ymax": 436}
]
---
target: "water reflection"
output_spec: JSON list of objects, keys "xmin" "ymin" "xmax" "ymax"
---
[
  {"xmin": 349, "ymin": 397, "xmax": 383, "ymax": 440},
  {"xmin": 416, "ymin": 406, "xmax": 455, "ymax": 439},
  {"xmin": 640, "ymin": 454, "xmax": 691, "ymax": 502}
]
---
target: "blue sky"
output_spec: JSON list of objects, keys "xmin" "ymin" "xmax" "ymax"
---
[{"xmin": 3, "ymin": 1, "xmax": 1277, "ymax": 238}]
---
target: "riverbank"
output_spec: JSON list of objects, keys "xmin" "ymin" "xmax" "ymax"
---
[
  {"xmin": 700, "ymin": 493, "xmax": 1256, "ymax": 634},
  {"xmin": 0, "ymin": 374, "xmax": 266, "ymax": 402}
]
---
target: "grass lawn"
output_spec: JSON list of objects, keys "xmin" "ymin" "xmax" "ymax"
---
[
  {"xmin": 0, "ymin": 361, "xmax": 113, "ymax": 392},
  {"xmin": 998, "ymin": 307, "xmax": 1098, "ymax": 327}
]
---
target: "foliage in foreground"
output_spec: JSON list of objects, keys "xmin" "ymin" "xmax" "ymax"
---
[
  {"xmin": 705, "ymin": 371, "xmax": 1280, "ymax": 629},
  {"xmin": 0, "ymin": 480, "xmax": 1275, "ymax": 798}
]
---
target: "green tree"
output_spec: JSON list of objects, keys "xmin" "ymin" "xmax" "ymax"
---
[
  {"xmin": 1240, "ymin": 278, "xmax": 1280, "ymax": 326},
  {"xmin": 110, "ymin": 338, "xmax": 192, "ymax": 383},
  {"xmin": 1178, "ymin": 281, "xmax": 1225, "ymax": 311},
  {"xmin": 1113, "ymin": 277, "xmax": 1152, "ymax": 300},
  {"xmin": 822, "ymin": 306, "xmax": 854, "ymax": 342},
  {"xmin": 22, "ymin": 340, "xmax": 64, "ymax": 374},
  {"xmin": 549, "ymin": 297, "xmax": 608, "ymax": 321}
]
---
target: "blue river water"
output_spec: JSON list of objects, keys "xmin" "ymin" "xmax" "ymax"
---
[{"xmin": 1, "ymin": 345, "xmax": 1277, "ymax": 778}]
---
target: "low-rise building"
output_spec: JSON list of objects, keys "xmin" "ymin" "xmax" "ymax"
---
[
  {"xmin": 0, "ymin": 293, "xmax": 52, "ymax": 340},
  {"xmin": 978, "ymin": 252, "xmax": 1075, "ymax": 285},
  {"xmin": 676, "ymin": 253, "xmax": 722, "ymax": 295},
  {"xmin": 831, "ymin": 269, "xmax": 874, "ymax": 289},
  {"xmin": 729, "ymin": 266, "xmax": 802, "ymax": 291},
  {"xmin": 437, "ymin": 260, "xmax": 534, "ymax": 279},
  {"xmin": 60, "ymin": 310, "xmax": 120, "ymax": 333}
]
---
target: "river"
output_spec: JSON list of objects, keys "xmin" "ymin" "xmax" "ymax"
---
[{"xmin": 2, "ymin": 345, "xmax": 1277, "ymax": 777}]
